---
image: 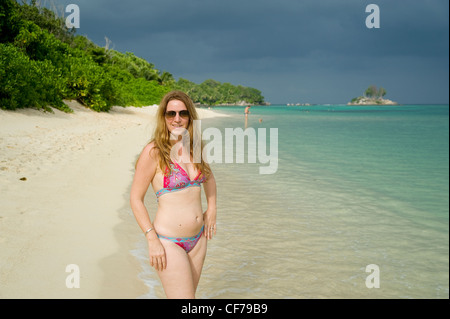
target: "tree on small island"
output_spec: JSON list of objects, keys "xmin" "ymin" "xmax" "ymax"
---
[
  {"xmin": 349, "ymin": 85, "xmax": 397, "ymax": 105},
  {"xmin": 364, "ymin": 85, "xmax": 386, "ymax": 99}
]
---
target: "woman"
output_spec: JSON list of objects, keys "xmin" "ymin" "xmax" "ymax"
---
[{"xmin": 130, "ymin": 90, "xmax": 217, "ymax": 299}]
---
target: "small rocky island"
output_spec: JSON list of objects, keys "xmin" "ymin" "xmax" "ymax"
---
[{"xmin": 348, "ymin": 85, "xmax": 398, "ymax": 105}]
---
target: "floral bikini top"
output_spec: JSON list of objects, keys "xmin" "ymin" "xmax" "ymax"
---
[{"xmin": 155, "ymin": 162, "xmax": 206, "ymax": 199}]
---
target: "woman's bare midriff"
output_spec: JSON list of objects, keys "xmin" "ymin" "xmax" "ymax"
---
[{"xmin": 153, "ymin": 187, "xmax": 204, "ymax": 237}]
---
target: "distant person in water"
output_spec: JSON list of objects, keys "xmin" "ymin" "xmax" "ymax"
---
[
  {"xmin": 130, "ymin": 90, "xmax": 217, "ymax": 299},
  {"xmin": 244, "ymin": 105, "xmax": 251, "ymax": 128}
]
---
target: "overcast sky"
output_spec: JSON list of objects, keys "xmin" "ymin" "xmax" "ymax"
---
[{"xmin": 48, "ymin": 0, "xmax": 449, "ymax": 104}]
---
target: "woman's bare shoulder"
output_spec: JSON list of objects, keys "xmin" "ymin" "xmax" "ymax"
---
[
  {"xmin": 142, "ymin": 141, "xmax": 160, "ymax": 159},
  {"xmin": 136, "ymin": 141, "xmax": 160, "ymax": 172}
]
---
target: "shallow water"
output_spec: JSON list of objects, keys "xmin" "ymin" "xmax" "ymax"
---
[{"xmin": 133, "ymin": 104, "xmax": 449, "ymax": 299}]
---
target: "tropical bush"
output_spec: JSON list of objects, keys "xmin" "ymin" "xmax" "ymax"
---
[
  {"xmin": 0, "ymin": 43, "xmax": 68, "ymax": 112},
  {"xmin": 0, "ymin": 0, "xmax": 264, "ymax": 112},
  {"xmin": 174, "ymin": 78, "xmax": 264, "ymax": 105}
]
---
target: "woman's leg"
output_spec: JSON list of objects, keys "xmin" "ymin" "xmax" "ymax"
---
[
  {"xmin": 157, "ymin": 239, "xmax": 196, "ymax": 298},
  {"xmin": 157, "ymin": 235, "xmax": 207, "ymax": 298},
  {"xmin": 187, "ymin": 235, "xmax": 207, "ymax": 292}
]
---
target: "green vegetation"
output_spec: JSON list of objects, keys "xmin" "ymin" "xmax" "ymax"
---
[
  {"xmin": 349, "ymin": 85, "xmax": 397, "ymax": 105},
  {"xmin": 364, "ymin": 85, "xmax": 386, "ymax": 99},
  {"xmin": 174, "ymin": 78, "xmax": 264, "ymax": 106},
  {"xmin": 0, "ymin": 0, "xmax": 264, "ymax": 112}
]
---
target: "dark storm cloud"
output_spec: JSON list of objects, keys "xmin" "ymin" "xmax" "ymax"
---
[
  {"xmin": 52, "ymin": 0, "xmax": 448, "ymax": 103},
  {"xmin": 78, "ymin": 0, "xmax": 447, "ymax": 57}
]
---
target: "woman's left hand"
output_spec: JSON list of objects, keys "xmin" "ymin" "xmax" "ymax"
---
[{"xmin": 203, "ymin": 208, "xmax": 217, "ymax": 240}]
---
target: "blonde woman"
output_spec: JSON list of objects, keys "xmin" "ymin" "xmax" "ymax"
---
[{"xmin": 130, "ymin": 91, "xmax": 217, "ymax": 299}]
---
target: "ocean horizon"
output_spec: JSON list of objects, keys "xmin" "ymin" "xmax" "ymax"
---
[{"xmin": 131, "ymin": 103, "xmax": 449, "ymax": 299}]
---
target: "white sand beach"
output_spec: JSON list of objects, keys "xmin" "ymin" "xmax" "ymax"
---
[{"xmin": 0, "ymin": 101, "xmax": 223, "ymax": 298}]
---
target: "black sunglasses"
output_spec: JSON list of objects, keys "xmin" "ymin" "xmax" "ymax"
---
[{"xmin": 165, "ymin": 110, "xmax": 190, "ymax": 119}]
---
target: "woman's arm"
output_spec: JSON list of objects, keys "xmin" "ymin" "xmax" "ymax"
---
[
  {"xmin": 130, "ymin": 143, "xmax": 166, "ymax": 270},
  {"xmin": 203, "ymin": 172, "xmax": 217, "ymax": 240},
  {"xmin": 130, "ymin": 143, "xmax": 156, "ymax": 233}
]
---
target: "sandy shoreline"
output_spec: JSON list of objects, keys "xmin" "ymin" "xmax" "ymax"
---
[{"xmin": 0, "ymin": 101, "xmax": 224, "ymax": 298}]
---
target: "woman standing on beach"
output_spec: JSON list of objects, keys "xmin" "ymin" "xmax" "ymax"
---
[{"xmin": 130, "ymin": 91, "xmax": 217, "ymax": 299}]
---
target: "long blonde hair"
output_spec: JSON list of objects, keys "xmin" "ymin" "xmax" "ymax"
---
[{"xmin": 151, "ymin": 90, "xmax": 211, "ymax": 177}]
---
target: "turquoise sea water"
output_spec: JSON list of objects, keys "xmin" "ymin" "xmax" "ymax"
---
[{"xmin": 135, "ymin": 104, "xmax": 449, "ymax": 299}]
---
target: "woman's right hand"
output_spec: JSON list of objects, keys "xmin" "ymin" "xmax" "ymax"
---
[{"xmin": 147, "ymin": 237, "xmax": 166, "ymax": 271}]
